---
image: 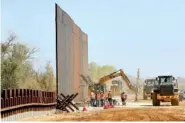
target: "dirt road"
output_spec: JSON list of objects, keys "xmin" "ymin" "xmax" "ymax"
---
[{"xmin": 21, "ymin": 100, "xmax": 185, "ymax": 121}]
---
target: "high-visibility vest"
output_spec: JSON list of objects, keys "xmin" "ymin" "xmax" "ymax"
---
[
  {"xmin": 97, "ymin": 93, "xmax": 101, "ymax": 99},
  {"xmin": 100, "ymin": 93, "xmax": 104, "ymax": 99}
]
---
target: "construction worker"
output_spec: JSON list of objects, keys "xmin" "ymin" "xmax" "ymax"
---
[
  {"xmin": 108, "ymin": 91, "xmax": 112, "ymax": 105},
  {"xmin": 121, "ymin": 91, "xmax": 127, "ymax": 105},
  {"xmin": 100, "ymin": 92, "xmax": 104, "ymax": 107},
  {"xmin": 97, "ymin": 92, "xmax": 101, "ymax": 107},
  {"xmin": 91, "ymin": 92, "xmax": 95, "ymax": 106}
]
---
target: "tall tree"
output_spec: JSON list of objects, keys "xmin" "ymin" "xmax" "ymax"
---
[
  {"xmin": 36, "ymin": 61, "xmax": 55, "ymax": 91},
  {"xmin": 44, "ymin": 61, "xmax": 55, "ymax": 91},
  {"xmin": 88, "ymin": 62, "xmax": 99, "ymax": 81},
  {"xmin": 1, "ymin": 58, "xmax": 19, "ymax": 90},
  {"xmin": 1, "ymin": 34, "xmax": 19, "ymax": 90},
  {"xmin": 88, "ymin": 62, "xmax": 117, "ymax": 81},
  {"xmin": 1, "ymin": 34, "xmax": 37, "ymax": 91}
]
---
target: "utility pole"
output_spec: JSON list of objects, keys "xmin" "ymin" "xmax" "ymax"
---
[{"xmin": 135, "ymin": 68, "xmax": 140, "ymax": 102}]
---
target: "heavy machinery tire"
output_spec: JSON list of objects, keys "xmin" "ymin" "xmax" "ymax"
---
[
  {"xmin": 171, "ymin": 98, "xmax": 179, "ymax": 106},
  {"xmin": 152, "ymin": 92, "xmax": 160, "ymax": 106},
  {"xmin": 156, "ymin": 99, "xmax": 160, "ymax": 106},
  {"xmin": 122, "ymin": 101, "xmax": 126, "ymax": 106}
]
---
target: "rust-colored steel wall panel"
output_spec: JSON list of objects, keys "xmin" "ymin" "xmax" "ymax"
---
[
  {"xmin": 73, "ymin": 35, "xmax": 78, "ymax": 89},
  {"xmin": 81, "ymin": 32, "xmax": 88, "ymax": 101},
  {"xmin": 56, "ymin": 23, "xmax": 67, "ymax": 95},
  {"xmin": 73, "ymin": 34, "xmax": 81, "ymax": 101},
  {"xmin": 78, "ymin": 30, "xmax": 89, "ymax": 101},
  {"xmin": 56, "ymin": 4, "xmax": 88, "ymax": 101},
  {"xmin": 73, "ymin": 23, "xmax": 80, "ymax": 37},
  {"xmin": 68, "ymin": 33, "xmax": 74, "ymax": 95}
]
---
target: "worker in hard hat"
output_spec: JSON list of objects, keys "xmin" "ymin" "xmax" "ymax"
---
[
  {"xmin": 97, "ymin": 92, "xmax": 101, "ymax": 107},
  {"xmin": 108, "ymin": 91, "xmax": 112, "ymax": 105},
  {"xmin": 91, "ymin": 92, "xmax": 95, "ymax": 106},
  {"xmin": 121, "ymin": 91, "xmax": 127, "ymax": 105},
  {"xmin": 100, "ymin": 92, "xmax": 104, "ymax": 107}
]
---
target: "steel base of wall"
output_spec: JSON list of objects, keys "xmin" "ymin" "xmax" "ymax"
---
[{"xmin": 1, "ymin": 106, "xmax": 56, "ymax": 121}]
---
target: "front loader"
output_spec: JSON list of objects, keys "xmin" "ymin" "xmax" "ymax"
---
[{"xmin": 152, "ymin": 75, "xmax": 179, "ymax": 106}]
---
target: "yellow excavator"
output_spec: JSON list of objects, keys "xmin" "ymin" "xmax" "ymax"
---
[
  {"xmin": 98, "ymin": 69, "xmax": 138, "ymax": 92},
  {"xmin": 80, "ymin": 69, "xmax": 138, "ymax": 106}
]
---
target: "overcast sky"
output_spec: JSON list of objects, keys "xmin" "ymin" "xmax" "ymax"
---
[{"xmin": 2, "ymin": 0, "xmax": 185, "ymax": 78}]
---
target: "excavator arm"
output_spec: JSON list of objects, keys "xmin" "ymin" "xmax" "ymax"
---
[
  {"xmin": 80, "ymin": 69, "xmax": 138, "ymax": 97},
  {"xmin": 98, "ymin": 69, "xmax": 138, "ymax": 93},
  {"xmin": 80, "ymin": 75, "xmax": 95, "ymax": 93},
  {"xmin": 119, "ymin": 69, "xmax": 138, "ymax": 92}
]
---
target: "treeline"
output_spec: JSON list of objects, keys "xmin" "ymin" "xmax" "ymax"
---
[
  {"xmin": 88, "ymin": 62, "xmax": 117, "ymax": 82},
  {"xmin": 1, "ymin": 34, "xmax": 56, "ymax": 92},
  {"xmin": 1, "ymin": 34, "xmax": 119, "ymax": 92}
]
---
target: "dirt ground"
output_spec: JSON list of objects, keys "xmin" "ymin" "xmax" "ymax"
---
[{"xmin": 21, "ymin": 100, "xmax": 185, "ymax": 121}]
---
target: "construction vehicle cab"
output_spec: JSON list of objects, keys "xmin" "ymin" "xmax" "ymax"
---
[
  {"xmin": 152, "ymin": 75, "xmax": 179, "ymax": 106},
  {"xmin": 143, "ymin": 79, "xmax": 155, "ymax": 100}
]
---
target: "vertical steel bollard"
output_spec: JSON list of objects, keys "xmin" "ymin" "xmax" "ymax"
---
[
  {"xmin": 1, "ymin": 98, "xmax": 4, "ymax": 109},
  {"xmin": 33, "ymin": 90, "xmax": 36, "ymax": 103},
  {"xmin": 20, "ymin": 89, "xmax": 23, "ymax": 105},
  {"xmin": 36, "ymin": 90, "xmax": 38, "ymax": 103},
  {"xmin": 23, "ymin": 89, "xmax": 26, "ymax": 104}
]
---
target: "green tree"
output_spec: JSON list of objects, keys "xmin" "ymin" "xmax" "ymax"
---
[
  {"xmin": 44, "ymin": 61, "xmax": 56, "ymax": 91},
  {"xmin": 1, "ymin": 35, "xmax": 19, "ymax": 90},
  {"xmin": 1, "ymin": 34, "xmax": 37, "ymax": 91},
  {"xmin": 1, "ymin": 34, "xmax": 57, "ymax": 91},
  {"xmin": 19, "ymin": 62, "xmax": 40, "ymax": 89},
  {"xmin": 36, "ymin": 61, "xmax": 56, "ymax": 91},
  {"xmin": 1, "ymin": 58, "xmax": 19, "ymax": 90},
  {"xmin": 88, "ymin": 61, "xmax": 116, "ymax": 82},
  {"xmin": 88, "ymin": 62, "xmax": 99, "ymax": 81}
]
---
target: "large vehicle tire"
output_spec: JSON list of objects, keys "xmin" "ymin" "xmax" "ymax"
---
[
  {"xmin": 171, "ymin": 98, "xmax": 179, "ymax": 106},
  {"xmin": 152, "ymin": 92, "xmax": 160, "ymax": 106}
]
